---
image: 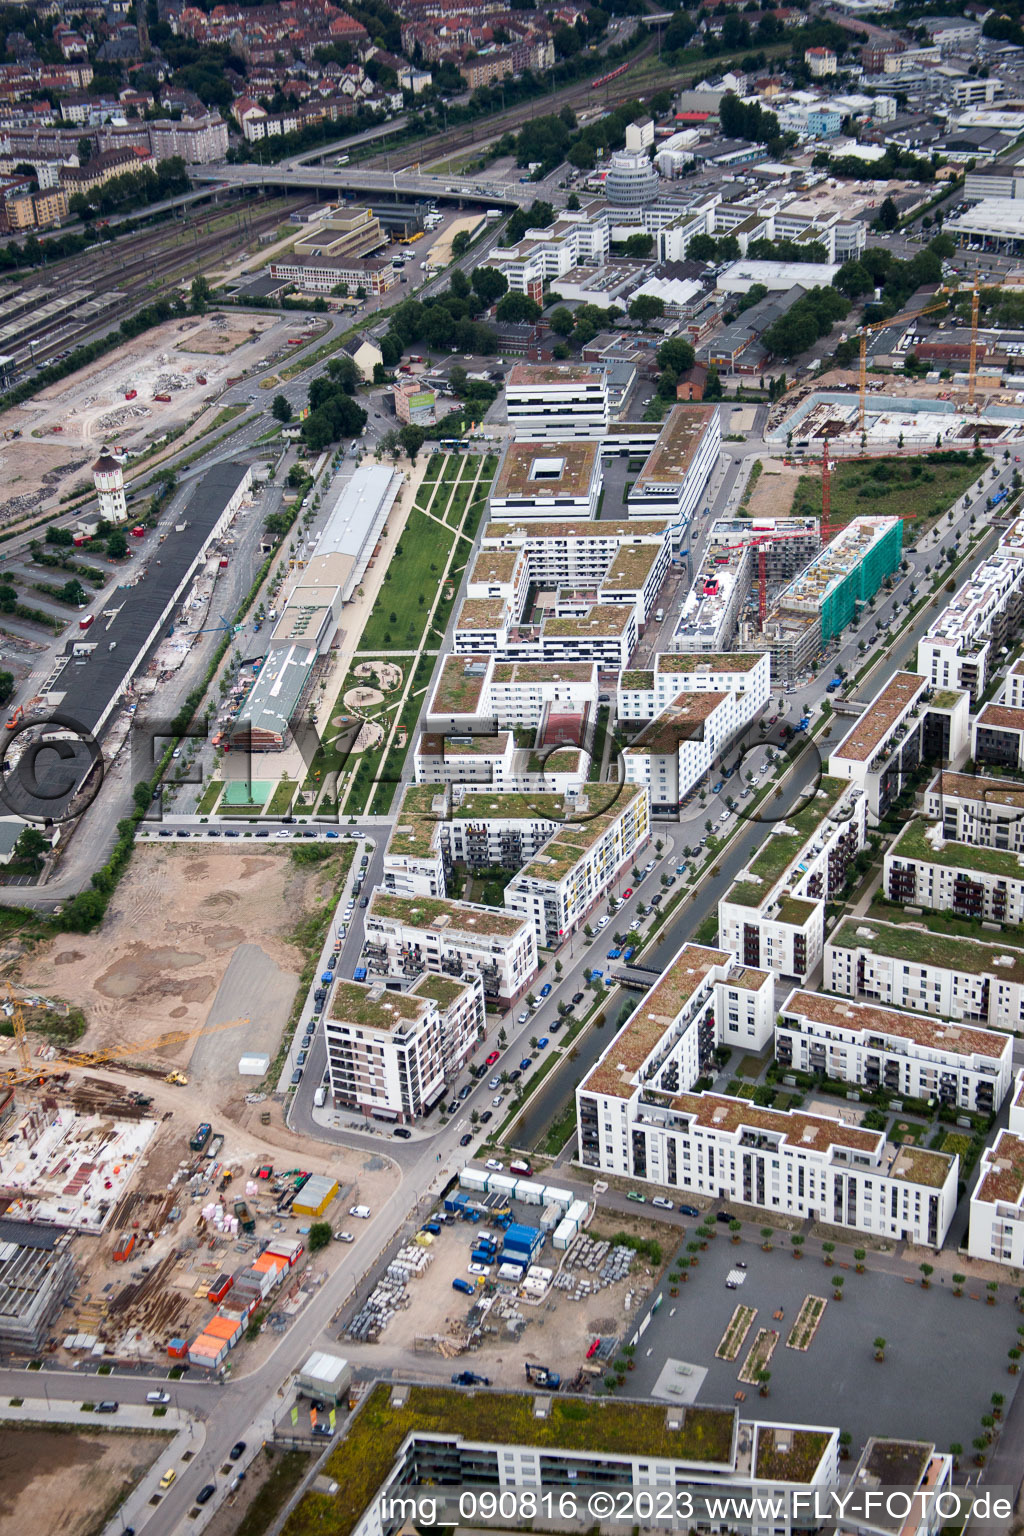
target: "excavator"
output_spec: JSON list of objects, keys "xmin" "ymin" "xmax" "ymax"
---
[{"xmin": 5, "ymin": 696, "xmax": 43, "ymax": 730}]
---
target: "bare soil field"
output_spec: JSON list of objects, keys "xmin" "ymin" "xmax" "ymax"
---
[
  {"xmin": 746, "ymin": 461, "xmax": 802, "ymax": 519},
  {"xmin": 0, "ymin": 1426, "xmax": 165, "ymax": 1536},
  {"xmin": 20, "ymin": 846, "xmax": 330, "ymax": 1078},
  {"xmin": 0, "ymin": 312, "xmax": 290, "ymax": 524}
]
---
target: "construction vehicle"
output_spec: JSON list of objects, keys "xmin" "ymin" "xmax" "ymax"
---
[
  {"xmin": 1, "ymin": 1014, "xmax": 251, "ymax": 1090},
  {"xmin": 524, "ymin": 1362, "xmax": 561, "ymax": 1390},
  {"xmin": 234, "ymin": 1199, "xmax": 255, "ymax": 1233},
  {"xmin": 5, "ymin": 695, "xmax": 43, "ymax": 730}
]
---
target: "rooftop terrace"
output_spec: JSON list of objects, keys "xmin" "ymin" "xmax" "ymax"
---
[
  {"xmin": 367, "ymin": 890, "xmax": 525, "ymax": 939},
  {"xmin": 782, "ymin": 989, "xmax": 1008, "ymax": 1059}
]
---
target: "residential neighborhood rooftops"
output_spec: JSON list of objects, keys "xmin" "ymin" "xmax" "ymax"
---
[
  {"xmin": 976, "ymin": 1128, "xmax": 1024, "ymax": 1207},
  {"xmin": 625, "ymin": 690, "xmax": 729, "ymax": 754},
  {"xmin": 492, "ymin": 661, "xmax": 596, "ymax": 684},
  {"xmin": 781, "ymin": 989, "xmax": 1009, "ymax": 1060},
  {"xmin": 366, "ymin": 890, "xmax": 526, "ymax": 939},
  {"xmin": 328, "ymin": 979, "xmax": 430, "ymax": 1032},
  {"xmin": 830, "ymin": 672, "xmax": 927, "ymax": 763},
  {"xmin": 656, "ymin": 651, "xmax": 763, "ymax": 674},
  {"xmin": 928, "ymin": 769, "xmax": 1024, "ymax": 809},
  {"xmin": 544, "ymin": 605, "xmax": 633, "ymax": 638},
  {"xmin": 890, "ymin": 818, "xmax": 1024, "ymax": 879},
  {"xmin": 602, "ymin": 542, "xmax": 663, "ymax": 592},
  {"xmin": 470, "ymin": 548, "xmax": 522, "ymax": 586},
  {"xmin": 485, "ymin": 519, "xmax": 670, "ymax": 543},
  {"xmin": 492, "ymin": 441, "xmax": 600, "ymax": 501},
  {"xmin": 976, "ymin": 702, "xmax": 1024, "ymax": 732},
  {"xmin": 583, "ymin": 944, "xmax": 731, "ymax": 1099},
  {"xmin": 431, "ymin": 655, "xmax": 490, "ymax": 716},
  {"xmin": 456, "ymin": 597, "xmax": 508, "ymax": 631},
  {"xmin": 632, "ymin": 405, "xmax": 718, "ymax": 493},
  {"xmin": 668, "ymin": 1090, "xmax": 885, "ymax": 1156},
  {"xmin": 828, "ymin": 916, "xmax": 1024, "ymax": 986}
]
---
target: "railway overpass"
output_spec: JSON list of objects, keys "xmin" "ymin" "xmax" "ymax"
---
[{"xmin": 191, "ymin": 161, "xmax": 565, "ymax": 210}]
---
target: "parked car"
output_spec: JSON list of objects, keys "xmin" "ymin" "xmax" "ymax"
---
[
  {"xmin": 146, "ymin": 1391, "xmax": 171, "ymax": 1405},
  {"xmin": 485, "ymin": 1158, "xmax": 504, "ymax": 1171},
  {"xmin": 626, "ymin": 1190, "xmax": 646, "ymax": 1204},
  {"xmin": 480, "ymin": 1110, "xmax": 492, "ymax": 1124},
  {"xmin": 679, "ymin": 1203, "xmax": 700, "ymax": 1218},
  {"xmin": 572, "ymin": 992, "xmax": 585, "ymax": 1006},
  {"xmin": 537, "ymin": 1037, "xmax": 549, "ymax": 1049},
  {"xmin": 491, "ymin": 1095, "xmax": 504, "ymax": 1107},
  {"xmin": 539, "ymin": 982, "xmax": 552, "ymax": 997},
  {"xmin": 196, "ymin": 1485, "xmax": 216, "ymax": 1506},
  {"xmin": 458, "ymin": 1084, "xmax": 472, "ymax": 1100},
  {"xmin": 393, "ymin": 1126, "xmax": 412, "ymax": 1138},
  {"xmin": 508, "ymin": 1068, "xmax": 522, "ymax": 1083},
  {"xmin": 488, "ymin": 1075, "xmax": 501, "ymax": 1089},
  {"xmin": 460, "ymin": 1133, "xmax": 473, "ymax": 1146},
  {"xmin": 485, "ymin": 1051, "xmax": 500, "ymax": 1066},
  {"xmin": 519, "ymin": 1057, "xmax": 532, "ymax": 1071},
  {"xmin": 652, "ymin": 1197, "xmax": 673, "ymax": 1210},
  {"xmin": 716, "ymin": 1210, "xmax": 734, "ymax": 1224},
  {"xmin": 517, "ymin": 1010, "xmax": 529, "ymax": 1025}
]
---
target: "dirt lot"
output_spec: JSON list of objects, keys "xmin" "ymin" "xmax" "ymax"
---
[
  {"xmin": 0, "ymin": 312, "xmax": 295, "ymax": 524},
  {"xmin": 746, "ymin": 459, "xmax": 802, "ymax": 519},
  {"xmin": 0, "ymin": 1426, "xmax": 165, "ymax": 1536},
  {"xmin": 21, "ymin": 845, "xmax": 324, "ymax": 1076}
]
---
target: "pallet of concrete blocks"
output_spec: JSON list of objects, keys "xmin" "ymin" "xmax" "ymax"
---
[
  {"xmin": 599, "ymin": 1247, "xmax": 633, "ymax": 1286},
  {"xmin": 395, "ymin": 1245, "xmax": 432, "ymax": 1277}
]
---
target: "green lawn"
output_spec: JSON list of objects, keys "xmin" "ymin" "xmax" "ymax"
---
[
  {"xmin": 356, "ymin": 509, "xmax": 456, "ymax": 652},
  {"xmin": 266, "ymin": 779, "xmax": 297, "ymax": 816},
  {"xmin": 197, "ymin": 780, "xmax": 223, "ymax": 815},
  {"xmin": 790, "ymin": 453, "xmax": 987, "ymax": 532}
]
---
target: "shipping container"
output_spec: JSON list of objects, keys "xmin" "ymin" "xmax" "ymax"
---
[
  {"xmin": 514, "ymin": 1180, "xmax": 544, "ymax": 1206},
  {"xmin": 207, "ymin": 1273, "xmax": 234, "ymax": 1304},
  {"xmin": 552, "ymin": 1216, "xmax": 577, "ymax": 1249}
]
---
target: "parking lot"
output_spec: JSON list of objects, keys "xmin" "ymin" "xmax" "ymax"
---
[{"xmin": 626, "ymin": 1229, "xmax": 1019, "ymax": 1455}]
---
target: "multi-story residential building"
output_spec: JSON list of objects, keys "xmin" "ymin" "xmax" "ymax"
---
[
  {"xmin": 146, "ymin": 112, "xmax": 228, "ymax": 163},
  {"xmin": 617, "ymin": 651, "xmax": 771, "ymax": 722},
  {"xmin": 413, "ymin": 731, "xmax": 589, "ymax": 795},
  {"xmin": 504, "ymin": 365, "xmax": 610, "ymax": 441},
  {"xmin": 719, "ymin": 776, "xmax": 867, "ymax": 983},
  {"xmin": 759, "ymin": 516, "xmax": 903, "ymax": 685},
  {"xmin": 60, "ymin": 145, "xmax": 140, "ymax": 197},
  {"xmin": 884, "ymin": 819, "xmax": 1024, "ymax": 924},
  {"xmin": 503, "ymin": 784, "xmax": 650, "ymax": 947},
  {"xmin": 622, "ymin": 658, "xmax": 771, "ymax": 816},
  {"xmin": 805, "ymin": 45, "xmax": 837, "ymax": 75},
  {"xmin": 425, "ymin": 653, "xmax": 598, "ymax": 735},
  {"xmin": 671, "ymin": 536, "xmax": 753, "ymax": 652},
  {"xmin": 625, "ymin": 404, "xmax": 721, "ymax": 534},
  {"xmin": 340, "ymin": 1381, "xmax": 842, "ymax": 1536},
  {"xmin": 462, "ymin": 38, "xmax": 554, "ymax": 88},
  {"xmin": 776, "ymin": 989, "xmax": 1012, "ymax": 1115},
  {"xmin": 578, "ymin": 1065, "xmax": 957, "ymax": 1245},
  {"xmin": 488, "ymin": 439, "xmax": 603, "ymax": 519},
  {"xmin": 917, "ymin": 519, "xmax": 1024, "ymax": 704},
  {"xmin": 972, "ymin": 701, "xmax": 1024, "ymax": 771},
  {"xmin": 382, "ymin": 783, "xmax": 651, "ymax": 951},
  {"xmin": 825, "ymin": 916, "xmax": 1024, "ymax": 1034},
  {"xmin": 361, "ymin": 890, "xmax": 537, "ymax": 1009},
  {"xmin": 924, "ymin": 770, "xmax": 1024, "ymax": 852},
  {"xmin": 454, "ymin": 596, "xmax": 637, "ymax": 670},
  {"xmin": 578, "ymin": 942, "xmax": 774, "ymax": 1132},
  {"xmin": 968, "ymin": 1071, "xmax": 1024, "ymax": 1265},
  {"xmin": 828, "ymin": 673, "xmax": 969, "ymax": 822},
  {"xmin": 323, "ymin": 970, "xmax": 484, "ymax": 1121}
]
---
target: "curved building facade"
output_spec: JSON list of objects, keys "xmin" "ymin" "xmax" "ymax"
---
[{"xmin": 604, "ymin": 148, "xmax": 660, "ymax": 207}]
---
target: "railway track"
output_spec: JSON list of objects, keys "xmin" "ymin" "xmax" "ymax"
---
[{"xmin": 364, "ymin": 37, "xmax": 662, "ymax": 171}]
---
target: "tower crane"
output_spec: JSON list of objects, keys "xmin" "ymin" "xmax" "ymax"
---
[
  {"xmin": 0, "ymin": 1013, "xmax": 251, "ymax": 1088},
  {"xmin": 857, "ymin": 296, "xmax": 952, "ymax": 433},
  {"xmin": 968, "ymin": 271, "xmax": 981, "ymax": 411}
]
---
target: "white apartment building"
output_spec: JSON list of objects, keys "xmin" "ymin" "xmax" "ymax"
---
[
  {"xmin": 362, "ymin": 890, "xmax": 537, "ymax": 1010},
  {"xmin": 617, "ymin": 650, "xmax": 771, "ymax": 722},
  {"xmin": 578, "ymin": 1072, "xmax": 957, "ymax": 1245},
  {"xmin": 492, "ymin": 210, "xmax": 611, "ymax": 302},
  {"xmin": 805, "ymin": 46, "xmax": 837, "ymax": 75},
  {"xmin": 413, "ymin": 730, "xmax": 589, "ymax": 795},
  {"xmin": 578, "ymin": 942, "xmax": 774, "ymax": 1136},
  {"xmin": 623, "ymin": 671, "xmax": 770, "ymax": 817},
  {"xmin": 673, "ymin": 517, "xmax": 819, "ymax": 655},
  {"xmin": 776, "ymin": 989, "xmax": 1012, "ymax": 1115},
  {"xmin": 504, "ymin": 784, "xmax": 650, "ymax": 948},
  {"xmin": 454, "ymin": 597, "xmax": 637, "ymax": 669},
  {"xmin": 825, "ymin": 916, "xmax": 1024, "ymax": 1034},
  {"xmin": 147, "ymin": 112, "xmax": 228, "ymax": 163},
  {"xmin": 1007, "ymin": 656, "xmax": 1024, "ymax": 709},
  {"xmin": 968, "ymin": 1071, "xmax": 1024, "ymax": 1265},
  {"xmin": 925, "ymin": 770, "xmax": 1024, "ymax": 853},
  {"xmin": 425, "ymin": 654, "xmax": 598, "ymax": 735},
  {"xmin": 489, "ymin": 438, "xmax": 603, "ymax": 517},
  {"xmin": 323, "ymin": 971, "xmax": 484, "ymax": 1121},
  {"xmin": 828, "ymin": 673, "xmax": 970, "ymax": 822},
  {"xmin": 504, "ymin": 364, "xmax": 610, "ymax": 441},
  {"xmin": 382, "ymin": 784, "xmax": 651, "ymax": 952},
  {"xmin": 885, "ymin": 819, "xmax": 1024, "ymax": 924},
  {"xmin": 917, "ymin": 518, "xmax": 1024, "ymax": 704},
  {"xmin": 972, "ymin": 701, "xmax": 1024, "ymax": 772},
  {"xmin": 626, "ymin": 404, "xmax": 721, "ymax": 533},
  {"xmin": 719, "ymin": 776, "xmax": 868, "ymax": 983}
]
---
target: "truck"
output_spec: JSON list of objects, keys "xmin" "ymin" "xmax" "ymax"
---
[
  {"xmin": 825, "ymin": 677, "xmax": 843, "ymax": 692},
  {"xmin": 524, "ymin": 1362, "xmax": 561, "ymax": 1390},
  {"xmin": 989, "ymin": 487, "xmax": 1009, "ymax": 509},
  {"xmin": 79, "ymin": 614, "xmax": 94, "ymax": 630},
  {"xmin": 234, "ymin": 1199, "xmax": 256, "ymax": 1234},
  {"xmin": 124, "ymin": 389, "xmax": 137, "ymax": 400},
  {"xmin": 153, "ymin": 393, "xmax": 171, "ymax": 403},
  {"xmin": 189, "ymin": 1122, "xmax": 212, "ymax": 1152},
  {"xmin": 204, "ymin": 1133, "xmax": 225, "ymax": 1161},
  {"xmin": 313, "ymin": 1084, "xmax": 328, "ymax": 1108}
]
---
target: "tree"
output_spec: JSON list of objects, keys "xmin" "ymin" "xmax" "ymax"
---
[
  {"xmin": 471, "ymin": 266, "xmax": 508, "ymax": 305},
  {"xmin": 190, "ymin": 275, "xmax": 213, "ymax": 315},
  {"xmin": 919, "ymin": 1262, "xmax": 933, "ymax": 1288},
  {"xmin": 876, "ymin": 196, "xmax": 899, "ymax": 232},
  {"xmin": 398, "ymin": 423, "xmax": 426, "ymax": 460},
  {"xmin": 548, "ymin": 305, "xmax": 576, "ymax": 338},
  {"xmin": 77, "ymin": 136, "xmax": 93, "ymax": 165},
  {"xmin": 760, "ymin": 1227, "xmax": 773, "ymax": 1250},
  {"xmin": 107, "ymin": 530, "xmax": 128, "ymax": 559},
  {"xmin": 629, "ymin": 294, "xmax": 665, "ymax": 324},
  {"xmin": 59, "ymin": 580, "xmax": 87, "ymax": 606},
  {"xmin": 13, "ymin": 826, "xmax": 48, "ymax": 872},
  {"xmin": 308, "ymin": 1221, "xmax": 332, "ymax": 1251},
  {"xmin": 822, "ymin": 1241, "xmax": 835, "ymax": 1265},
  {"xmin": 567, "ymin": 192, "xmax": 580, "ymax": 210},
  {"xmin": 657, "ymin": 337, "xmax": 696, "ymax": 374},
  {"xmin": 451, "ymin": 229, "xmax": 472, "ymax": 258},
  {"xmin": 623, "ymin": 232, "xmax": 654, "ymax": 258},
  {"xmin": 853, "ymin": 1248, "xmax": 866, "ymax": 1273},
  {"xmin": 495, "ymin": 292, "xmax": 541, "ymax": 324},
  {"xmin": 271, "ymin": 394, "xmax": 292, "ymax": 423},
  {"xmin": 873, "ymin": 1337, "xmax": 886, "ymax": 1361}
]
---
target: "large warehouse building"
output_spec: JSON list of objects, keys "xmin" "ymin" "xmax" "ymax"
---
[{"xmin": 230, "ymin": 464, "xmax": 401, "ymax": 750}]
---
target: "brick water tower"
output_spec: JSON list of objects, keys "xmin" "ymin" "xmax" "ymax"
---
[{"xmin": 92, "ymin": 445, "xmax": 127, "ymax": 524}]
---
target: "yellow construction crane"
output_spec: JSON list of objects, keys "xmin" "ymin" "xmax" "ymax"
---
[
  {"xmin": 0, "ymin": 1013, "xmax": 251, "ymax": 1088},
  {"xmin": 5, "ymin": 981, "xmax": 30, "ymax": 1074},
  {"xmin": 858, "ymin": 295, "xmax": 952, "ymax": 432}
]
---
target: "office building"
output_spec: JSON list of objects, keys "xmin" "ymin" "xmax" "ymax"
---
[
  {"xmin": 489, "ymin": 440, "xmax": 603, "ymax": 520},
  {"xmin": 626, "ymin": 404, "xmax": 721, "ymax": 533},
  {"xmin": 504, "ymin": 364, "xmax": 610, "ymax": 441}
]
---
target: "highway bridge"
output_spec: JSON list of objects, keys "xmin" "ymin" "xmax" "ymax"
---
[{"xmin": 191, "ymin": 161, "xmax": 565, "ymax": 210}]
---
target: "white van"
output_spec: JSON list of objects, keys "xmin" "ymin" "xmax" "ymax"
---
[{"xmin": 655, "ymin": 607, "xmax": 664, "ymax": 622}]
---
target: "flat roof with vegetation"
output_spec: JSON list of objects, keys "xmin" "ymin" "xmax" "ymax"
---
[
  {"xmin": 891, "ymin": 819, "xmax": 1024, "ymax": 880},
  {"xmin": 725, "ymin": 777, "xmax": 851, "ymax": 906},
  {"xmin": 829, "ymin": 916, "xmax": 1024, "ymax": 986},
  {"xmin": 285, "ymin": 1384, "xmax": 737, "ymax": 1536},
  {"xmin": 367, "ymin": 890, "xmax": 525, "ymax": 939}
]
